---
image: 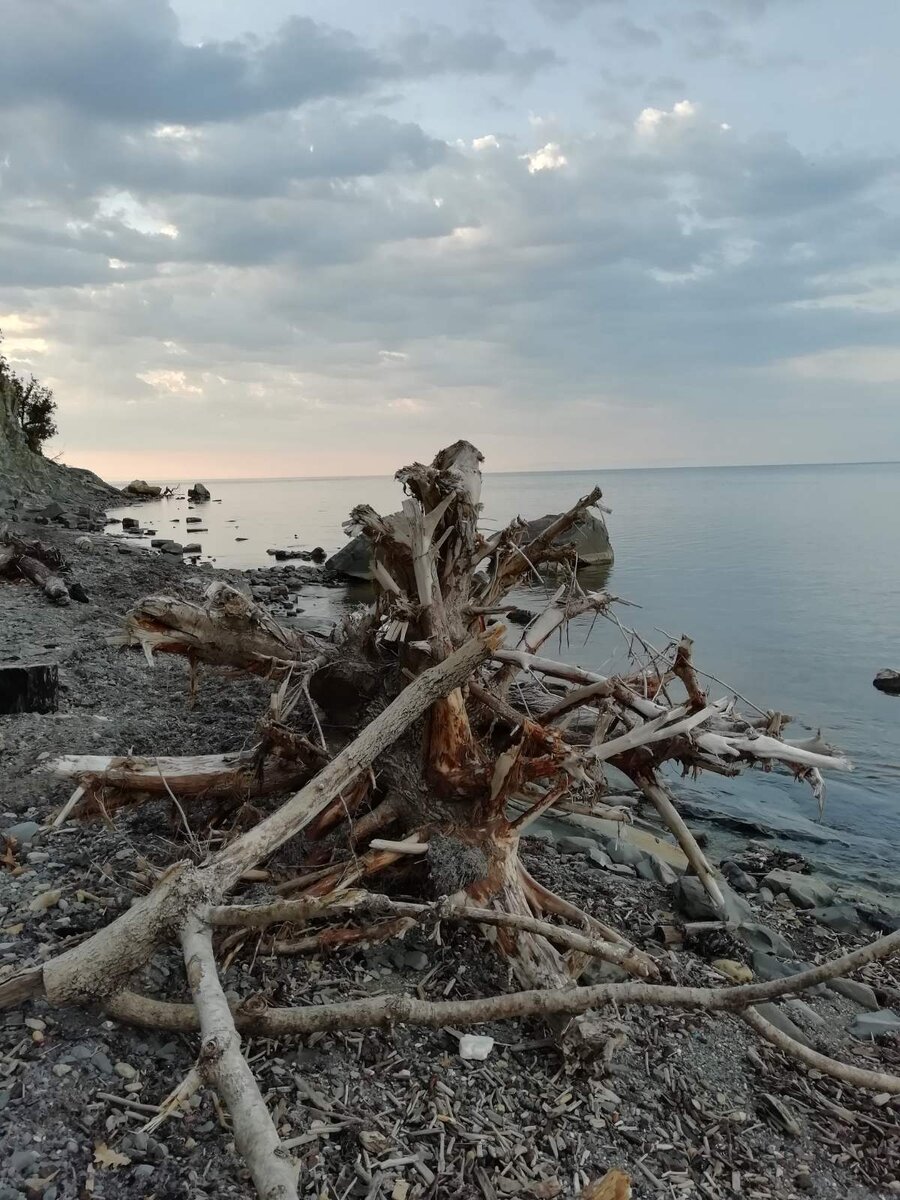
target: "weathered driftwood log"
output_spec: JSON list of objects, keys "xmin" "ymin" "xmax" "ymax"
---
[{"xmin": 0, "ymin": 531, "xmax": 71, "ymax": 603}]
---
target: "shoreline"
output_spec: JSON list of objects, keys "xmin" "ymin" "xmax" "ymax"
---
[{"xmin": 1, "ymin": 512, "xmax": 899, "ymax": 1196}]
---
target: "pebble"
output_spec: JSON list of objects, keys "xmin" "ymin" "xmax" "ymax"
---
[
  {"xmin": 90, "ymin": 1049, "xmax": 113, "ymax": 1074},
  {"xmin": 114, "ymin": 1061, "xmax": 138, "ymax": 1079}
]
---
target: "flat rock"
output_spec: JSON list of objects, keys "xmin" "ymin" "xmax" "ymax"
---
[
  {"xmin": 810, "ymin": 903, "xmax": 862, "ymax": 934},
  {"xmin": 762, "ymin": 868, "xmax": 834, "ymax": 909},
  {"xmin": 754, "ymin": 1001, "xmax": 815, "ymax": 1049},
  {"xmin": 827, "ymin": 978, "xmax": 879, "ymax": 1010},
  {"xmin": 736, "ymin": 921, "xmax": 795, "ymax": 959},
  {"xmin": 848, "ymin": 1009, "xmax": 900, "ymax": 1039}
]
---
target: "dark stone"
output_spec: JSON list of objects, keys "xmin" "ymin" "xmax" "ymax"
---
[
  {"xmin": 183, "ymin": 543, "xmax": 201, "ymax": 554},
  {"xmin": 69, "ymin": 582, "xmax": 89, "ymax": 603},
  {"xmin": 186, "ymin": 516, "xmax": 202, "ymax": 524},
  {"xmin": 307, "ymin": 659, "xmax": 380, "ymax": 720},
  {"xmin": 873, "ymin": 669, "xmax": 900, "ymax": 695},
  {"xmin": 310, "ymin": 546, "xmax": 327, "ymax": 563},
  {"xmin": 188, "ymin": 482, "xmax": 211, "ymax": 501},
  {"xmin": 721, "ymin": 859, "xmax": 758, "ymax": 893},
  {"xmin": 810, "ymin": 903, "xmax": 862, "ymax": 934},
  {"xmin": 0, "ymin": 664, "xmax": 58, "ymax": 714},
  {"xmin": 505, "ymin": 607, "xmax": 536, "ymax": 626},
  {"xmin": 122, "ymin": 517, "xmax": 139, "ymax": 530}
]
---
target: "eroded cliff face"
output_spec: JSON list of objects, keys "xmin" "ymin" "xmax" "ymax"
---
[{"xmin": 0, "ymin": 373, "xmax": 120, "ymax": 511}]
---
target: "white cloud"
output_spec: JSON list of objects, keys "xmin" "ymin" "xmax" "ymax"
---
[
  {"xmin": 522, "ymin": 142, "xmax": 568, "ymax": 173},
  {"xmin": 137, "ymin": 369, "xmax": 204, "ymax": 395},
  {"xmin": 472, "ymin": 134, "xmax": 500, "ymax": 151},
  {"xmin": 636, "ymin": 99, "xmax": 697, "ymax": 135}
]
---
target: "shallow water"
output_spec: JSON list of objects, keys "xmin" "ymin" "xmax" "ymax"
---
[{"xmin": 108, "ymin": 462, "xmax": 900, "ymax": 893}]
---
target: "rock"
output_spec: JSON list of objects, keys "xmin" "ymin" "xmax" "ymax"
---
[
  {"xmin": 326, "ymin": 506, "xmax": 613, "ymax": 580},
  {"xmin": 122, "ymin": 517, "xmax": 139, "ymax": 530},
  {"xmin": 848, "ymin": 1009, "xmax": 900, "ymax": 1039},
  {"xmin": 757, "ymin": 887, "xmax": 775, "ymax": 905},
  {"xmin": 90, "ymin": 1049, "xmax": 113, "ymax": 1074},
  {"xmin": 713, "ymin": 958, "xmax": 752, "ymax": 984},
  {"xmin": 404, "ymin": 950, "xmax": 429, "ymax": 971},
  {"xmin": 185, "ymin": 516, "xmax": 202, "ymax": 524},
  {"xmin": 751, "ymin": 951, "xmax": 822, "ymax": 992},
  {"xmin": 873, "ymin": 669, "xmax": 900, "ymax": 695},
  {"xmin": 557, "ymin": 836, "xmax": 598, "ymax": 855},
  {"xmin": 810, "ymin": 903, "xmax": 862, "ymax": 934},
  {"xmin": 188, "ymin": 483, "xmax": 211, "ymax": 501},
  {"xmin": 762, "ymin": 868, "xmax": 834, "ymax": 910},
  {"xmin": 114, "ymin": 1062, "xmax": 138, "ymax": 1079},
  {"xmin": 74, "ymin": 535, "xmax": 92, "ymax": 552},
  {"xmin": 183, "ymin": 543, "xmax": 201, "ymax": 554},
  {"xmin": 505, "ymin": 607, "xmax": 536, "ymax": 626},
  {"xmin": 2, "ymin": 821, "xmax": 42, "ymax": 846},
  {"xmin": 827, "ymin": 978, "xmax": 878, "ymax": 1010},
  {"xmin": 310, "ymin": 546, "xmax": 326, "ymax": 563},
  {"xmin": 671, "ymin": 877, "xmax": 752, "ymax": 923},
  {"xmin": 587, "ymin": 846, "xmax": 614, "ymax": 870},
  {"xmin": 721, "ymin": 860, "xmax": 758, "ymax": 893},
  {"xmin": 0, "ymin": 664, "xmax": 59, "ymax": 714},
  {"xmin": 521, "ymin": 509, "xmax": 614, "ymax": 565},
  {"xmin": 124, "ymin": 479, "xmax": 162, "ymax": 497},
  {"xmin": 159, "ymin": 542, "xmax": 183, "ymax": 555},
  {"xmin": 753, "ymin": 1001, "xmax": 815, "ymax": 1049},
  {"xmin": 858, "ymin": 905, "xmax": 900, "ymax": 933},
  {"xmin": 736, "ymin": 921, "xmax": 795, "ymax": 959}
]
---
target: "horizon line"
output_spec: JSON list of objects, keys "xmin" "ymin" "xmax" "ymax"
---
[{"xmin": 104, "ymin": 457, "xmax": 900, "ymax": 486}]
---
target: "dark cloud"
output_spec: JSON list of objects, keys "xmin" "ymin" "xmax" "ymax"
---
[{"xmin": 0, "ymin": 0, "xmax": 553, "ymax": 124}]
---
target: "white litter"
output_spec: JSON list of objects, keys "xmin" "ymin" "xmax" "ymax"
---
[{"xmin": 458, "ymin": 1034, "xmax": 494, "ymax": 1060}]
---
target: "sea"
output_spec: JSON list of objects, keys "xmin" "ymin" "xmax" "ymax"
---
[{"xmin": 108, "ymin": 462, "xmax": 900, "ymax": 897}]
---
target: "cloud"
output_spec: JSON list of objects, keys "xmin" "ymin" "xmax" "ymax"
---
[
  {"xmin": 1, "ymin": 1, "xmax": 899, "ymax": 473},
  {"xmin": 0, "ymin": 0, "xmax": 553, "ymax": 125}
]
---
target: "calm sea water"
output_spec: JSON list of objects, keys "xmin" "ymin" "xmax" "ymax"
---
[{"xmin": 108, "ymin": 463, "xmax": 900, "ymax": 894}]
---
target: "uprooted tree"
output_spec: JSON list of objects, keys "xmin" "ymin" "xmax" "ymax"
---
[{"xmin": 3, "ymin": 440, "xmax": 898, "ymax": 1200}]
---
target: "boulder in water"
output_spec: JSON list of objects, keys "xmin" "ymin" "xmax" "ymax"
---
[
  {"xmin": 325, "ymin": 507, "xmax": 613, "ymax": 581},
  {"xmin": 188, "ymin": 482, "xmax": 211, "ymax": 501},
  {"xmin": 874, "ymin": 669, "xmax": 900, "ymax": 695},
  {"xmin": 124, "ymin": 479, "xmax": 162, "ymax": 497}
]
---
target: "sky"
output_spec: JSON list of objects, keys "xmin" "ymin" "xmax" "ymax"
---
[{"xmin": 1, "ymin": 0, "xmax": 899, "ymax": 479}]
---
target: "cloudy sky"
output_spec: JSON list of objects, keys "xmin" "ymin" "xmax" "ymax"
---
[{"xmin": 2, "ymin": 0, "xmax": 899, "ymax": 479}]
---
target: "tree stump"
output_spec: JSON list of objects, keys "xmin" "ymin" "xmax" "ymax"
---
[{"xmin": 0, "ymin": 663, "xmax": 59, "ymax": 713}]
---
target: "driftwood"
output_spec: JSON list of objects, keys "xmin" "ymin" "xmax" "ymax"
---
[
  {"xmin": 3, "ymin": 440, "xmax": 894, "ymax": 1200},
  {"xmin": 0, "ymin": 530, "xmax": 71, "ymax": 604}
]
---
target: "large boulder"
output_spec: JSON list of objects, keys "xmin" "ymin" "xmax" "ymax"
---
[
  {"xmin": 188, "ymin": 482, "xmax": 211, "ymax": 501},
  {"xmin": 124, "ymin": 479, "xmax": 162, "ymax": 497},
  {"xmin": 874, "ymin": 669, "xmax": 900, "ymax": 695},
  {"xmin": 520, "ymin": 510, "xmax": 613, "ymax": 565},
  {"xmin": 325, "ymin": 508, "xmax": 613, "ymax": 581}
]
